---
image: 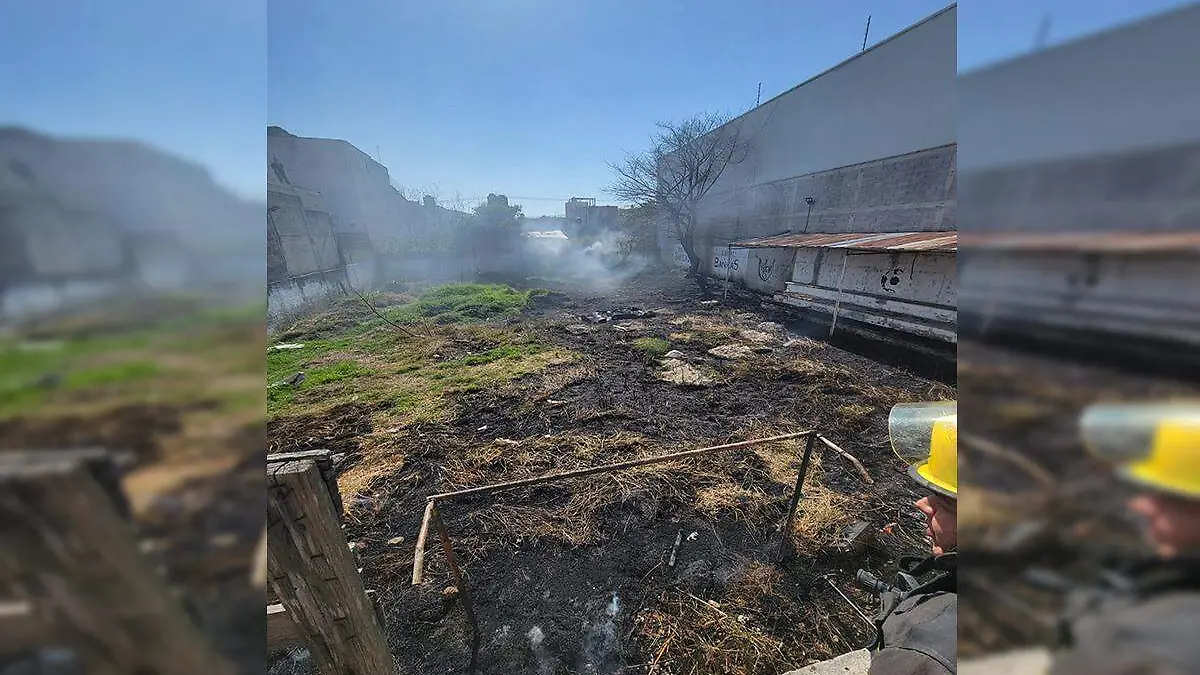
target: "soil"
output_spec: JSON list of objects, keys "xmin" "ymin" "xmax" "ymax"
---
[{"xmin": 267, "ymin": 269, "xmax": 955, "ymax": 675}]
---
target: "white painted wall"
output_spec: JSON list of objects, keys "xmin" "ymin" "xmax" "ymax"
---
[
  {"xmin": 960, "ymin": 251, "xmax": 1200, "ymax": 345},
  {"xmin": 706, "ymin": 5, "xmax": 956, "ymax": 198},
  {"xmin": 791, "ymin": 249, "xmax": 957, "ymax": 308},
  {"xmin": 777, "ymin": 248, "xmax": 957, "ymax": 343},
  {"xmin": 958, "ymin": 3, "xmax": 1200, "ymax": 171}
]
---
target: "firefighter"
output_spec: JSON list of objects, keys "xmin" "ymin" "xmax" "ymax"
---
[
  {"xmin": 1048, "ymin": 402, "xmax": 1200, "ymax": 675},
  {"xmin": 865, "ymin": 402, "xmax": 958, "ymax": 675}
]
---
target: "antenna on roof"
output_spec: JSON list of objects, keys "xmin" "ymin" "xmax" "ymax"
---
[
  {"xmin": 756, "ymin": 82, "xmax": 762, "ymax": 108},
  {"xmin": 861, "ymin": 15, "xmax": 871, "ymax": 51},
  {"xmin": 1033, "ymin": 13, "xmax": 1052, "ymax": 51}
]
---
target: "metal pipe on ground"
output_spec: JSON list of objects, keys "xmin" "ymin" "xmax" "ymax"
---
[
  {"xmin": 779, "ymin": 432, "xmax": 818, "ymax": 558},
  {"xmin": 424, "ymin": 431, "xmax": 813, "ymax": 503},
  {"xmin": 430, "ymin": 504, "xmax": 480, "ymax": 674}
]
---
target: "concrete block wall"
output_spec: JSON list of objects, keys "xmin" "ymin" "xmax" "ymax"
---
[
  {"xmin": 958, "ymin": 3, "xmax": 1200, "ymax": 233},
  {"xmin": 959, "ymin": 139, "xmax": 1200, "ymax": 233},
  {"xmin": 697, "ymin": 144, "xmax": 957, "ymax": 245}
]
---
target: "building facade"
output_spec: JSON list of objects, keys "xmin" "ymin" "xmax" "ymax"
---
[
  {"xmin": 661, "ymin": 5, "xmax": 957, "ymax": 345},
  {"xmin": 268, "ymin": 126, "xmax": 421, "ymax": 247}
]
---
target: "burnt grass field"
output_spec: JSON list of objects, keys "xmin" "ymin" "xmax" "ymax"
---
[{"xmin": 266, "ymin": 272, "xmax": 954, "ymax": 675}]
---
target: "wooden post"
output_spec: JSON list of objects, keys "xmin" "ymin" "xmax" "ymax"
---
[
  {"xmin": 0, "ymin": 453, "xmax": 236, "ymax": 675},
  {"xmin": 779, "ymin": 433, "xmax": 818, "ymax": 558},
  {"xmin": 267, "ymin": 457, "xmax": 393, "ymax": 675},
  {"xmin": 267, "ymin": 603, "xmax": 304, "ymax": 651},
  {"xmin": 411, "ymin": 501, "xmax": 435, "ymax": 586}
]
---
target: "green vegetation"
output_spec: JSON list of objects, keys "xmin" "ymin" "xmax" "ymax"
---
[
  {"xmin": 632, "ymin": 337, "xmax": 671, "ymax": 359},
  {"xmin": 0, "ymin": 297, "xmax": 264, "ymax": 418},
  {"xmin": 267, "ymin": 284, "xmax": 573, "ymax": 419},
  {"xmin": 65, "ymin": 361, "xmax": 163, "ymax": 388},
  {"xmin": 382, "ymin": 283, "xmax": 541, "ymax": 325}
]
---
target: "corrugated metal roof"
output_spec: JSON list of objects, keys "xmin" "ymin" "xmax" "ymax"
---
[
  {"xmin": 959, "ymin": 231, "xmax": 1200, "ymax": 252},
  {"xmin": 732, "ymin": 231, "xmax": 958, "ymax": 252}
]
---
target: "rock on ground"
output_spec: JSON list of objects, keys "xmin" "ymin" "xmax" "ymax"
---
[
  {"xmin": 739, "ymin": 329, "xmax": 777, "ymax": 345},
  {"xmin": 959, "ymin": 648, "xmax": 1052, "ymax": 674},
  {"xmin": 663, "ymin": 350, "xmax": 687, "ymax": 359},
  {"xmin": 782, "ymin": 648, "xmax": 871, "ymax": 675},
  {"xmin": 708, "ymin": 344, "xmax": 756, "ymax": 360},
  {"xmin": 658, "ymin": 359, "xmax": 714, "ymax": 386}
]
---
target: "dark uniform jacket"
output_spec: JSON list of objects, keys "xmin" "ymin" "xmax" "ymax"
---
[
  {"xmin": 1050, "ymin": 557, "xmax": 1200, "ymax": 675},
  {"xmin": 868, "ymin": 553, "xmax": 957, "ymax": 675}
]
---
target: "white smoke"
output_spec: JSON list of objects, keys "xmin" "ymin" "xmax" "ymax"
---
[
  {"xmin": 522, "ymin": 229, "xmax": 649, "ymax": 293},
  {"xmin": 580, "ymin": 593, "xmax": 622, "ymax": 674},
  {"xmin": 527, "ymin": 625, "xmax": 555, "ymax": 675}
]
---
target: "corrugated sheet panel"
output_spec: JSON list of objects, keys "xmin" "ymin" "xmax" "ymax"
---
[
  {"xmin": 959, "ymin": 231, "xmax": 1200, "ymax": 252},
  {"xmin": 732, "ymin": 231, "xmax": 957, "ymax": 252}
]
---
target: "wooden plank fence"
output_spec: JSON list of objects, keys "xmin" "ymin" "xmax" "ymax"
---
[
  {"xmin": 0, "ymin": 447, "xmax": 395, "ymax": 675},
  {"xmin": 266, "ymin": 449, "xmax": 393, "ymax": 674},
  {"xmin": 0, "ymin": 449, "xmax": 236, "ymax": 674}
]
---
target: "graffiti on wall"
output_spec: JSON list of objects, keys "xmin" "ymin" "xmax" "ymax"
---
[
  {"xmin": 880, "ymin": 266, "xmax": 906, "ymax": 294},
  {"xmin": 713, "ymin": 252, "xmax": 740, "ymax": 272},
  {"xmin": 671, "ymin": 245, "xmax": 690, "ymax": 268},
  {"xmin": 756, "ymin": 254, "xmax": 778, "ymax": 283}
]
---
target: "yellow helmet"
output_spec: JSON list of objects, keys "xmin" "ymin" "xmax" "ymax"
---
[
  {"xmin": 1081, "ymin": 402, "xmax": 1200, "ymax": 499},
  {"xmin": 889, "ymin": 401, "xmax": 957, "ymax": 498}
]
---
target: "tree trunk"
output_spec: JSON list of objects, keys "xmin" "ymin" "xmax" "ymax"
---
[{"xmin": 679, "ymin": 214, "xmax": 710, "ymax": 295}]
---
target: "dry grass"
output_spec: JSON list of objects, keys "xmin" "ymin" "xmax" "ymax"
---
[
  {"xmin": 836, "ymin": 403, "xmax": 876, "ymax": 425},
  {"xmin": 695, "ymin": 484, "xmax": 778, "ymax": 526},
  {"xmin": 443, "ymin": 432, "xmax": 704, "ymax": 547},
  {"xmin": 666, "ymin": 315, "xmax": 742, "ymax": 347},
  {"xmin": 635, "ymin": 591, "xmax": 787, "ymax": 675},
  {"xmin": 634, "ymin": 561, "xmax": 829, "ymax": 675},
  {"xmin": 787, "ymin": 481, "xmax": 856, "ymax": 552}
]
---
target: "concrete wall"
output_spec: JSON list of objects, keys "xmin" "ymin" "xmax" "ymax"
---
[
  {"xmin": 268, "ymin": 180, "xmax": 343, "ymax": 280},
  {"xmin": 959, "ymin": 250, "xmax": 1200, "ymax": 347},
  {"xmin": 268, "ymin": 129, "xmax": 414, "ymax": 245},
  {"xmin": 743, "ymin": 247, "xmax": 797, "ymax": 293},
  {"xmin": 693, "ymin": 4, "xmax": 956, "ymax": 245},
  {"xmin": 958, "ymin": 4, "xmax": 1200, "ymax": 232},
  {"xmin": 959, "ymin": 4, "xmax": 1200, "ymax": 173},
  {"xmin": 775, "ymin": 248, "xmax": 957, "ymax": 342},
  {"xmin": 4, "ymin": 201, "xmax": 128, "ymax": 279}
]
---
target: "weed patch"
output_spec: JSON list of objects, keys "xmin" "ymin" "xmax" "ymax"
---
[{"xmin": 631, "ymin": 337, "xmax": 671, "ymax": 359}]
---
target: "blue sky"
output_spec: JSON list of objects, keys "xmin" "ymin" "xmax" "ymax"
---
[
  {"xmin": 0, "ymin": 0, "xmax": 266, "ymax": 201},
  {"xmin": 1, "ymin": 1, "xmax": 1193, "ymax": 213}
]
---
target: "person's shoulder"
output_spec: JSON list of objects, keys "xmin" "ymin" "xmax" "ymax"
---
[
  {"xmin": 869, "ymin": 646, "xmax": 955, "ymax": 675},
  {"xmin": 879, "ymin": 591, "xmax": 956, "ymax": 673}
]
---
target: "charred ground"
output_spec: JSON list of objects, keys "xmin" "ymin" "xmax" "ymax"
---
[{"xmin": 267, "ymin": 272, "xmax": 953, "ymax": 675}]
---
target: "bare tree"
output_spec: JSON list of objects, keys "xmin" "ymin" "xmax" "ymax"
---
[{"xmin": 607, "ymin": 111, "xmax": 749, "ymax": 288}]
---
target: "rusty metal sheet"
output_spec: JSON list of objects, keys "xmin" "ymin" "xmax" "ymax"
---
[
  {"xmin": 732, "ymin": 231, "xmax": 957, "ymax": 252},
  {"xmin": 958, "ymin": 231, "xmax": 1200, "ymax": 253}
]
